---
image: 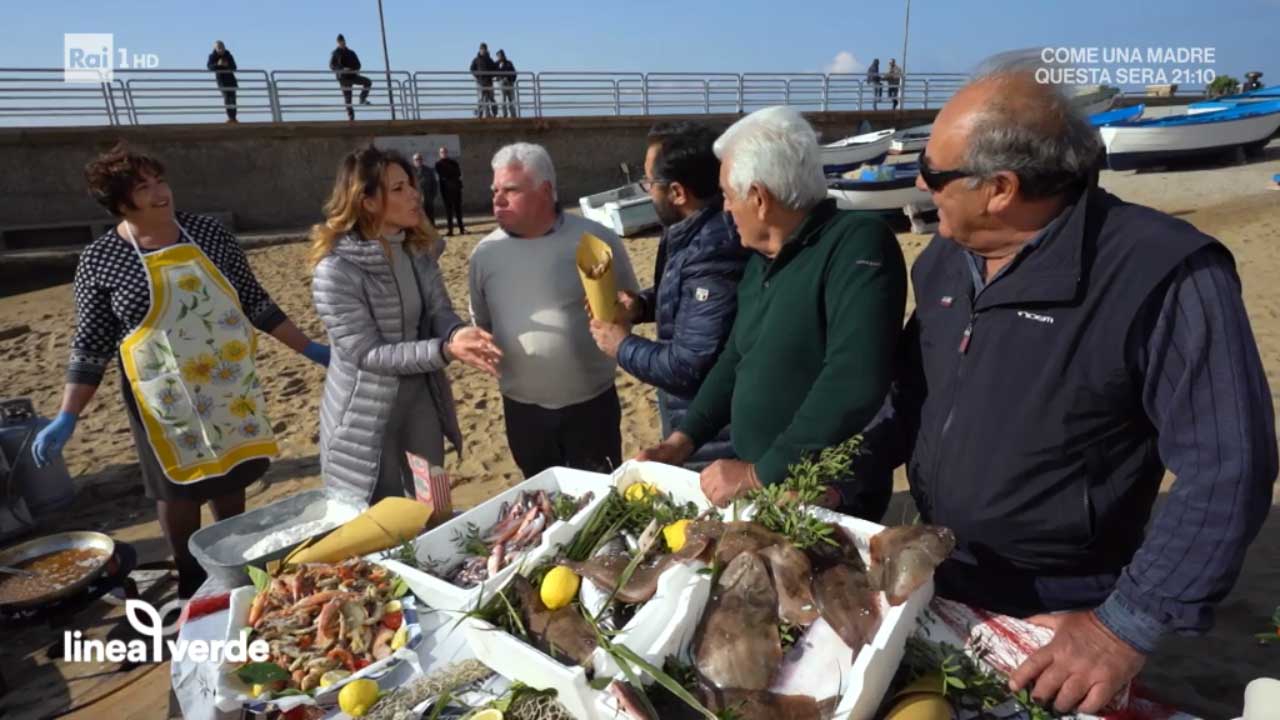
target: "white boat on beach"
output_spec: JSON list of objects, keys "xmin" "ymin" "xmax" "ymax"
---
[
  {"xmin": 1070, "ymin": 85, "xmax": 1120, "ymax": 117},
  {"xmin": 827, "ymin": 163, "xmax": 933, "ymax": 212},
  {"xmin": 889, "ymin": 124, "xmax": 932, "ymax": 155},
  {"xmin": 821, "ymin": 128, "xmax": 895, "ymax": 172},
  {"xmin": 1100, "ymin": 100, "xmax": 1280, "ymax": 170},
  {"xmin": 577, "ymin": 183, "xmax": 660, "ymax": 236}
]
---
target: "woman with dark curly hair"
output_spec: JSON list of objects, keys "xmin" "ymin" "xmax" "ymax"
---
[{"xmin": 31, "ymin": 143, "xmax": 330, "ymax": 598}]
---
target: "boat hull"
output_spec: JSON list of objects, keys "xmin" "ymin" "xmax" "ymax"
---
[
  {"xmin": 1100, "ymin": 105, "xmax": 1280, "ymax": 170},
  {"xmin": 821, "ymin": 129, "xmax": 895, "ymax": 172}
]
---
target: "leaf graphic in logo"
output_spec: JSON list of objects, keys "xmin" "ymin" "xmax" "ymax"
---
[{"xmin": 125, "ymin": 599, "xmax": 163, "ymax": 641}]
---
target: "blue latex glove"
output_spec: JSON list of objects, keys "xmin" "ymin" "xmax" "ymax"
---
[
  {"xmin": 303, "ymin": 341, "xmax": 331, "ymax": 367},
  {"xmin": 32, "ymin": 411, "xmax": 77, "ymax": 468}
]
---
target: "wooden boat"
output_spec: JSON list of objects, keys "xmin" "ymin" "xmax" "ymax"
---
[
  {"xmin": 577, "ymin": 183, "xmax": 660, "ymax": 236},
  {"xmin": 889, "ymin": 124, "xmax": 932, "ymax": 154},
  {"xmin": 1099, "ymin": 100, "xmax": 1280, "ymax": 170},
  {"xmin": 1088, "ymin": 104, "xmax": 1144, "ymax": 127},
  {"xmin": 826, "ymin": 163, "xmax": 932, "ymax": 211},
  {"xmin": 821, "ymin": 129, "xmax": 895, "ymax": 172},
  {"xmin": 1070, "ymin": 85, "xmax": 1120, "ymax": 117}
]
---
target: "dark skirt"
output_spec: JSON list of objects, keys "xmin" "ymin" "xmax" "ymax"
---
[{"xmin": 118, "ymin": 371, "xmax": 268, "ymax": 502}]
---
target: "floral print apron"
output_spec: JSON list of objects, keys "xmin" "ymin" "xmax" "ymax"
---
[{"xmin": 118, "ymin": 223, "xmax": 278, "ymax": 484}]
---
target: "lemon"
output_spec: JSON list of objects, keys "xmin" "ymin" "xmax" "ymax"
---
[
  {"xmin": 623, "ymin": 482, "xmax": 658, "ymax": 503},
  {"xmin": 250, "ymin": 683, "xmax": 269, "ymax": 698},
  {"xmin": 470, "ymin": 710, "xmax": 505, "ymax": 720},
  {"xmin": 338, "ymin": 678, "xmax": 380, "ymax": 717},
  {"xmin": 384, "ymin": 600, "xmax": 402, "ymax": 613},
  {"xmin": 663, "ymin": 519, "xmax": 692, "ymax": 552},
  {"xmin": 319, "ymin": 669, "xmax": 351, "ymax": 689},
  {"xmin": 539, "ymin": 566, "xmax": 580, "ymax": 610},
  {"xmin": 390, "ymin": 624, "xmax": 409, "ymax": 651}
]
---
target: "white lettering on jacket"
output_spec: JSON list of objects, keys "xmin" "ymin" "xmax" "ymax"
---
[{"xmin": 1017, "ymin": 310, "xmax": 1055, "ymax": 324}]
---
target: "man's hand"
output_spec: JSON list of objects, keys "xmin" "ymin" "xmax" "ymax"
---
[
  {"xmin": 446, "ymin": 326, "xmax": 503, "ymax": 377},
  {"xmin": 589, "ymin": 319, "xmax": 630, "ymax": 359},
  {"xmin": 1009, "ymin": 610, "xmax": 1147, "ymax": 715},
  {"xmin": 699, "ymin": 459, "xmax": 762, "ymax": 507},
  {"xmin": 636, "ymin": 432, "xmax": 695, "ymax": 466},
  {"xmin": 616, "ymin": 290, "xmax": 645, "ymax": 324}
]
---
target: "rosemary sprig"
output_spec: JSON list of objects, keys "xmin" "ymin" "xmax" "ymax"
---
[
  {"xmin": 744, "ymin": 435, "xmax": 863, "ymax": 549},
  {"xmin": 1257, "ymin": 606, "xmax": 1280, "ymax": 644},
  {"xmin": 898, "ymin": 635, "xmax": 1065, "ymax": 720},
  {"xmin": 452, "ymin": 522, "xmax": 489, "ymax": 558}
]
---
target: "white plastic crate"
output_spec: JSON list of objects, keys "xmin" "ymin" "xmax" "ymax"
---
[{"xmin": 379, "ymin": 466, "xmax": 611, "ymax": 613}]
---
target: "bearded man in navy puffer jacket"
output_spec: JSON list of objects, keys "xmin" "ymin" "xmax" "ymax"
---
[{"xmin": 589, "ymin": 121, "xmax": 749, "ymax": 468}]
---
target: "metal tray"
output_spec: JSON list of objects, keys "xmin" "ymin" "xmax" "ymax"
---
[{"xmin": 0, "ymin": 530, "xmax": 115, "ymax": 608}]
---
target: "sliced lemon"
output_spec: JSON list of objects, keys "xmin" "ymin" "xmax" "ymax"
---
[
  {"xmin": 539, "ymin": 566, "xmax": 580, "ymax": 610},
  {"xmin": 250, "ymin": 683, "xmax": 269, "ymax": 698},
  {"xmin": 384, "ymin": 599, "xmax": 402, "ymax": 614},
  {"xmin": 319, "ymin": 669, "xmax": 351, "ymax": 689},
  {"xmin": 338, "ymin": 678, "xmax": 380, "ymax": 717},
  {"xmin": 470, "ymin": 709, "xmax": 505, "ymax": 720},
  {"xmin": 389, "ymin": 624, "xmax": 409, "ymax": 651},
  {"xmin": 662, "ymin": 519, "xmax": 692, "ymax": 552}
]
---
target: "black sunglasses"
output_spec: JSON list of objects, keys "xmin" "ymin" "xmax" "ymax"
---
[
  {"xmin": 638, "ymin": 176, "xmax": 670, "ymax": 192},
  {"xmin": 918, "ymin": 151, "xmax": 975, "ymax": 192}
]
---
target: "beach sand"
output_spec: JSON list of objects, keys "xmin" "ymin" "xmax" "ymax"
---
[{"xmin": 1, "ymin": 145, "xmax": 1278, "ymax": 718}]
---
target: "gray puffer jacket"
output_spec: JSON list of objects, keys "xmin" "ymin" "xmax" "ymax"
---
[{"xmin": 313, "ymin": 233, "xmax": 464, "ymax": 502}]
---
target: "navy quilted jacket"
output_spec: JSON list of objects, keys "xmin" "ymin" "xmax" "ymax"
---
[{"xmin": 617, "ymin": 199, "xmax": 748, "ymax": 464}]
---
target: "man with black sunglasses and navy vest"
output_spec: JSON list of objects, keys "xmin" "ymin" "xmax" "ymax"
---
[{"xmin": 860, "ymin": 68, "xmax": 1276, "ymax": 715}]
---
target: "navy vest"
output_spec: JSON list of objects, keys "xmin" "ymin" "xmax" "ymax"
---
[{"xmin": 907, "ymin": 188, "xmax": 1220, "ymax": 611}]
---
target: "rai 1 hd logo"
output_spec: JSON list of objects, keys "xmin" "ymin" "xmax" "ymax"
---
[{"xmin": 64, "ymin": 33, "xmax": 160, "ymax": 83}]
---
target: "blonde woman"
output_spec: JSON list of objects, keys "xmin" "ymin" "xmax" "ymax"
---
[{"xmin": 311, "ymin": 146, "xmax": 501, "ymax": 502}]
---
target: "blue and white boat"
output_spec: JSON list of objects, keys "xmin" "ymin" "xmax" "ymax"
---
[
  {"xmin": 1100, "ymin": 100, "xmax": 1280, "ymax": 170},
  {"xmin": 889, "ymin": 124, "xmax": 932, "ymax": 155},
  {"xmin": 1089, "ymin": 104, "xmax": 1144, "ymax": 127},
  {"xmin": 821, "ymin": 129, "xmax": 895, "ymax": 172},
  {"xmin": 827, "ymin": 163, "xmax": 932, "ymax": 211},
  {"xmin": 1188, "ymin": 86, "xmax": 1280, "ymax": 114}
]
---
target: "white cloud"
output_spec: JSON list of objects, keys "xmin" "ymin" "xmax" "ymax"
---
[{"xmin": 824, "ymin": 50, "xmax": 864, "ymax": 75}]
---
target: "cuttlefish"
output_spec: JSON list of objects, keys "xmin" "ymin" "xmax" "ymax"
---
[
  {"xmin": 508, "ymin": 574, "xmax": 598, "ymax": 667},
  {"xmin": 694, "ymin": 551, "xmax": 782, "ymax": 691},
  {"xmin": 713, "ymin": 521, "xmax": 789, "ymax": 565},
  {"xmin": 812, "ymin": 561, "xmax": 881, "ymax": 651},
  {"xmin": 699, "ymin": 687, "xmax": 832, "ymax": 720},
  {"xmin": 868, "ymin": 525, "xmax": 956, "ymax": 605}
]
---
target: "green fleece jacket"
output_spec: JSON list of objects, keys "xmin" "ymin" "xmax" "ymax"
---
[{"xmin": 679, "ymin": 199, "xmax": 907, "ymax": 485}]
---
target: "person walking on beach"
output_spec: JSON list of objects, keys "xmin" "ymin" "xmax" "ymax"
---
[
  {"xmin": 207, "ymin": 40, "xmax": 238, "ymax": 123},
  {"xmin": 495, "ymin": 49, "xmax": 518, "ymax": 118},
  {"xmin": 885, "ymin": 59, "xmax": 902, "ymax": 109},
  {"xmin": 637, "ymin": 107, "xmax": 907, "ymax": 511},
  {"xmin": 470, "ymin": 143, "xmax": 640, "ymax": 478},
  {"xmin": 588, "ymin": 121, "xmax": 748, "ymax": 470},
  {"xmin": 856, "ymin": 67, "xmax": 1277, "ymax": 715},
  {"xmin": 330, "ymin": 34, "xmax": 373, "ymax": 121},
  {"xmin": 413, "ymin": 152, "xmax": 439, "ymax": 228},
  {"xmin": 311, "ymin": 146, "xmax": 501, "ymax": 502},
  {"xmin": 31, "ymin": 144, "xmax": 330, "ymax": 599},
  {"xmin": 434, "ymin": 146, "xmax": 466, "ymax": 235},
  {"xmin": 469, "ymin": 43, "xmax": 498, "ymax": 118},
  {"xmin": 866, "ymin": 58, "xmax": 882, "ymax": 109}
]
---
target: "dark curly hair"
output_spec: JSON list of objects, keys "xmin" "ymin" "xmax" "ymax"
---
[{"xmin": 84, "ymin": 142, "xmax": 167, "ymax": 216}]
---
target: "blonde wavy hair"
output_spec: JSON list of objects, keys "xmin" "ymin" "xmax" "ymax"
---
[{"xmin": 309, "ymin": 145, "xmax": 439, "ymax": 266}]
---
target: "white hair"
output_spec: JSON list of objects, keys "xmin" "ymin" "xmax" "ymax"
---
[
  {"xmin": 491, "ymin": 142, "xmax": 558, "ymax": 200},
  {"xmin": 712, "ymin": 106, "xmax": 827, "ymax": 211}
]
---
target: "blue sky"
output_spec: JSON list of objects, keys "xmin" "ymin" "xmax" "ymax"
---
[{"xmin": 7, "ymin": 0, "xmax": 1276, "ymax": 83}]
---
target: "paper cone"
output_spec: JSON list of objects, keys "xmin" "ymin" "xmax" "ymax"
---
[
  {"xmin": 284, "ymin": 497, "xmax": 431, "ymax": 565},
  {"xmin": 576, "ymin": 232, "xmax": 620, "ymax": 323}
]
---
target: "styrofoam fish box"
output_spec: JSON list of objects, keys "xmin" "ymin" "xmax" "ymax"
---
[
  {"xmin": 592, "ymin": 505, "xmax": 934, "ymax": 720},
  {"xmin": 465, "ymin": 558, "xmax": 712, "ymax": 720},
  {"xmin": 379, "ymin": 467, "xmax": 611, "ymax": 613}
]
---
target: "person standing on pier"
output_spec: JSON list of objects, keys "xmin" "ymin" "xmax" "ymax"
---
[
  {"xmin": 330, "ymin": 34, "xmax": 373, "ymax": 121},
  {"xmin": 207, "ymin": 40, "xmax": 239, "ymax": 123}
]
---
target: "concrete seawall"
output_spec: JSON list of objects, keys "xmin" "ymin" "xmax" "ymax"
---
[{"xmin": 0, "ymin": 109, "xmax": 937, "ymax": 246}]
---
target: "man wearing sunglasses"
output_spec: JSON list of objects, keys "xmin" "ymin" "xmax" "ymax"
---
[
  {"xmin": 588, "ymin": 121, "xmax": 749, "ymax": 469},
  {"xmin": 637, "ymin": 106, "xmax": 908, "ymax": 514},
  {"xmin": 860, "ymin": 69, "xmax": 1275, "ymax": 715}
]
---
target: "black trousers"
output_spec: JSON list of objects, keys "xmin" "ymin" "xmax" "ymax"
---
[
  {"xmin": 502, "ymin": 386, "xmax": 622, "ymax": 478},
  {"xmin": 339, "ymin": 74, "xmax": 373, "ymax": 119},
  {"xmin": 421, "ymin": 192, "xmax": 437, "ymax": 226},
  {"xmin": 218, "ymin": 85, "xmax": 237, "ymax": 120},
  {"xmin": 440, "ymin": 184, "xmax": 464, "ymax": 232}
]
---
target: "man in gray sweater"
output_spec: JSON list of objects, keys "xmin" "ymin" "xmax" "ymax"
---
[{"xmin": 469, "ymin": 142, "xmax": 640, "ymax": 477}]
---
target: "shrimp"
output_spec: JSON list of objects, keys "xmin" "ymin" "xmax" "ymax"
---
[{"xmin": 314, "ymin": 597, "xmax": 344, "ymax": 649}]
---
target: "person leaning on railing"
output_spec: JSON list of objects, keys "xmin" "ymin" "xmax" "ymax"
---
[
  {"xmin": 206, "ymin": 40, "xmax": 238, "ymax": 123},
  {"xmin": 330, "ymin": 33, "xmax": 373, "ymax": 121},
  {"xmin": 495, "ymin": 49, "xmax": 518, "ymax": 118},
  {"xmin": 469, "ymin": 43, "xmax": 499, "ymax": 118}
]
